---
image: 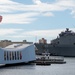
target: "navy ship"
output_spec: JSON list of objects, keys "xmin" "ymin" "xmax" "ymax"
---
[{"xmin": 35, "ymin": 28, "xmax": 75, "ymax": 57}]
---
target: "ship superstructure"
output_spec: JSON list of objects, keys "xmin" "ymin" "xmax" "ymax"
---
[{"xmin": 51, "ymin": 28, "xmax": 75, "ymax": 45}]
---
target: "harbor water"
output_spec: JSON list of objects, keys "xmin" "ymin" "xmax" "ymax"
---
[{"xmin": 0, "ymin": 57, "xmax": 75, "ymax": 75}]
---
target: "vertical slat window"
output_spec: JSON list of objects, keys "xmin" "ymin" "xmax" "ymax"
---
[
  {"xmin": 4, "ymin": 51, "xmax": 6, "ymax": 60},
  {"xmin": 7, "ymin": 52, "xmax": 9, "ymax": 60},
  {"xmin": 12, "ymin": 52, "xmax": 14, "ymax": 60},
  {"xmin": 15, "ymin": 51, "xmax": 16, "ymax": 60},
  {"xmin": 10, "ymin": 52, "xmax": 11, "ymax": 60},
  {"xmin": 4, "ymin": 51, "xmax": 22, "ymax": 61},
  {"xmin": 20, "ymin": 51, "xmax": 22, "ymax": 59},
  {"xmin": 17, "ymin": 51, "xmax": 19, "ymax": 60}
]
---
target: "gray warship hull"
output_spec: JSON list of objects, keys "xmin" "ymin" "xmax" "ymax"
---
[
  {"xmin": 35, "ymin": 43, "xmax": 75, "ymax": 57},
  {"xmin": 35, "ymin": 28, "xmax": 75, "ymax": 57}
]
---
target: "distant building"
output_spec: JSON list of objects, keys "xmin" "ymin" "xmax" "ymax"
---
[
  {"xmin": 0, "ymin": 40, "xmax": 33, "ymax": 48},
  {"xmin": 39, "ymin": 38, "xmax": 47, "ymax": 44}
]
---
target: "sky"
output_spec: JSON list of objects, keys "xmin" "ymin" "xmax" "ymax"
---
[{"xmin": 0, "ymin": 0, "xmax": 75, "ymax": 43}]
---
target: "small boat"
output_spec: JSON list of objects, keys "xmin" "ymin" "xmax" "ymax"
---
[
  {"xmin": 36, "ymin": 61, "xmax": 51, "ymax": 65},
  {"xmin": 36, "ymin": 53, "xmax": 51, "ymax": 65},
  {"xmin": 36, "ymin": 53, "xmax": 66, "ymax": 65}
]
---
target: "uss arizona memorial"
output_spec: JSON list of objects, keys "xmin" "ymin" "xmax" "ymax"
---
[{"xmin": 0, "ymin": 44, "xmax": 36, "ymax": 64}]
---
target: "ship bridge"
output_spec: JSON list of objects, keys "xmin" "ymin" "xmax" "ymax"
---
[{"xmin": 59, "ymin": 28, "xmax": 75, "ymax": 37}]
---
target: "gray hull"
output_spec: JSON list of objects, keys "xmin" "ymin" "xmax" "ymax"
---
[{"xmin": 35, "ymin": 43, "xmax": 75, "ymax": 57}]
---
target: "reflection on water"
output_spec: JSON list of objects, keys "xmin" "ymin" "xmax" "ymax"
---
[
  {"xmin": 0, "ymin": 63, "xmax": 36, "ymax": 69},
  {"xmin": 0, "ymin": 57, "xmax": 75, "ymax": 75}
]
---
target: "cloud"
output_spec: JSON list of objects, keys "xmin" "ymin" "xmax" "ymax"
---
[
  {"xmin": 42, "ymin": 12, "xmax": 54, "ymax": 17},
  {"xmin": 0, "ymin": 28, "xmax": 23, "ymax": 36},
  {"xmin": 32, "ymin": 0, "xmax": 75, "ymax": 16},
  {"xmin": 22, "ymin": 29, "xmax": 61, "ymax": 37},
  {"xmin": 0, "ymin": 0, "xmax": 74, "ymax": 12},
  {"xmin": 4, "ymin": 28, "xmax": 75, "ymax": 42},
  {"xmin": 8, "ymin": 28, "xmax": 75, "ymax": 38},
  {"xmin": 33, "ymin": 0, "xmax": 42, "ymax": 5},
  {"xmin": 0, "ymin": 0, "xmax": 75, "ymax": 24},
  {"xmin": 7, "ymin": 28, "xmax": 64, "ymax": 39},
  {"xmin": 0, "ymin": 0, "xmax": 23, "ymax": 13},
  {"xmin": 6, "ymin": 29, "xmax": 62, "ymax": 42},
  {"xmin": 32, "ymin": 0, "xmax": 66, "ymax": 11},
  {"xmin": 2, "ymin": 12, "xmax": 39, "ymax": 24},
  {"xmin": 55, "ymin": 0, "xmax": 75, "ymax": 16}
]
